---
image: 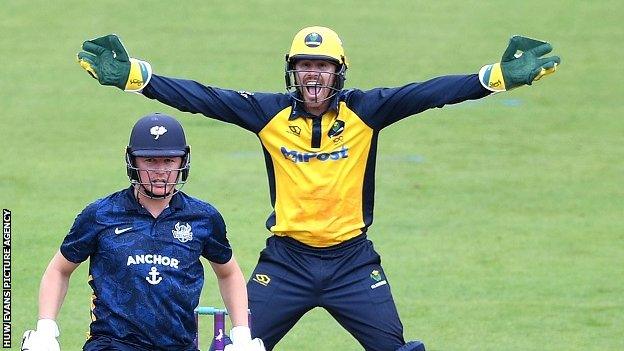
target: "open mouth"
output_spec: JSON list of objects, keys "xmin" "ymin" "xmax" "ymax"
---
[{"xmin": 304, "ymin": 81, "xmax": 323, "ymax": 95}]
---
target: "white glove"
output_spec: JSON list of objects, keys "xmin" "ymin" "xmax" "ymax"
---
[
  {"xmin": 224, "ymin": 326, "xmax": 265, "ymax": 351},
  {"xmin": 21, "ymin": 319, "xmax": 60, "ymax": 351}
]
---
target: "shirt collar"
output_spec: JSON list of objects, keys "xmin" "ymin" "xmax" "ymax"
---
[
  {"xmin": 288, "ymin": 92, "xmax": 341, "ymax": 120},
  {"xmin": 122, "ymin": 186, "xmax": 185, "ymax": 212}
]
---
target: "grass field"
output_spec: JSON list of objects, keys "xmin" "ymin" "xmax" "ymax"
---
[{"xmin": 2, "ymin": 1, "xmax": 623, "ymax": 350}]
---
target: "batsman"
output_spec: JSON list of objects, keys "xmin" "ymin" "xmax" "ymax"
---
[
  {"xmin": 77, "ymin": 27, "xmax": 560, "ymax": 351},
  {"xmin": 21, "ymin": 114, "xmax": 264, "ymax": 351}
]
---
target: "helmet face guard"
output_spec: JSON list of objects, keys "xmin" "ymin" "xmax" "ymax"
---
[
  {"xmin": 126, "ymin": 147, "xmax": 191, "ymax": 199},
  {"xmin": 126, "ymin": 113, "xmax": 191, "ymax": 199},
  {"xmin": 284, "ymin": 27, "xmax": 348, "ymax": 103},
  {"xmin": 285, "ymin": 58, "xmax": 347, "ymax": 103}
]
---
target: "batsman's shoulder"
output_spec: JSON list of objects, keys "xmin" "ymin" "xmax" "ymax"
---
[
  {"xmin": 179, "ymin": 192, "xmax": 222, "ymax": 217},
  {"xmin": 76, "ymin": 189, "xmax": 127, "ymax": 224}
]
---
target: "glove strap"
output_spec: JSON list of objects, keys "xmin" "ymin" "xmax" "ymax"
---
[
  {"xmin": 125, "ymin": 58, "xmax": 153, "ymax": 92},
  {"xmin": 478, "ymin": 63, "xmax": 506, "ymax": 92},
  {"xmin": 36, "ymin": 319, "xmax": 59, "ymax": 338}
]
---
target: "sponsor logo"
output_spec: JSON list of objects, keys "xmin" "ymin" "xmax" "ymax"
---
[
  {"xmin": 280, "ymin": 146, "xmax": 348, "ymax": 163},
  {"xmin": 332, "ymin": 135, "xmax": 344, "ymax": 144},
  {"xmin": 172, "ymin": 222, "xmax": 193, "ymax": 243},
  {"xmin": 237, "ymin": 90, "xmax": 254, "ymax": 99},
  {"xmin": 489, "ymin": 80, "xmax": 502, "ymax": 88},
  {"xmin": 128, "ymin": 79, "xmax": 143, "ymax": 87},
  {"xmin": 288, "ymin": 125, "xmax": 302, "ymax": 136},
  {"xmin": 253, "ymin": 274, "xmax": 271, "ymax": 286},
  {"xmin": 126, "ymin": 254, "xmax": 180, "ymax": 269},
  {"xmin": 327, "ymin": 120, "xmax": 345, "ymax": 138},
  {"xmin": 114, "ymin": 226, "xmax": 133, "ymax": 235},
  {"xmin": 304, "ymin": 32, "xmax": 322, "ymax": 47},
  {"xmin": 371, "ymin": 280, "xmax": 387, "ymax": 289},
  {"xmin": 150, "ymin": 126, "xmax": 167, "ymax": 140},
  {"xmin": 146, "ymin": 267, "xmax": 162, "ymax": 285}
]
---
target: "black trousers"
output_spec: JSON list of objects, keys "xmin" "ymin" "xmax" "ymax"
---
[{"xmin": 248, "ymin": 235, "xmax": 405, "ymax": 351}]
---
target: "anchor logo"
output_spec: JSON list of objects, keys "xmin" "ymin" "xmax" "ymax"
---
[{"xmin": 146, "ymin": 267, "xmax": 163, "ymax": 285}]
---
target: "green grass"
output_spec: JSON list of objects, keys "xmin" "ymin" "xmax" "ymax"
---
[{"xmin": 2, "ymin": 0, "xmax": 623, "ymax": 350}]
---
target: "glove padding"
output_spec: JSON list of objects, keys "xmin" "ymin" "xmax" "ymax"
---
[
  {"xmin": 21, "ymin": 319, "xmax": 60, "ymax": 351},
  {"xmin": 77, "ymin": 34, "xmax": 152, "ymax": 92},
  {"xmin": 224, "ymin": 326, "xmax": 265, "ymax": 351},
  {"xmin": 479, "ymin": 35, "xmax": 561, "ymax": 91}
]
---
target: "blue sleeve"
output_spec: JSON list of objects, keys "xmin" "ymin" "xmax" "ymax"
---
[
  {"xmin": 202, "ymin": 211, "xmax": 232, "ymax": 264},
  {"xmin": 347, "ymin": 74, "xmax": 491, "ymax": 130},
  {"xmin": 60, "ymin": 201, "xmax": 102, "ymax": 263},
  {"xmin": 142, "ymin": 75, "xmax": 288, "ymax": 134}
]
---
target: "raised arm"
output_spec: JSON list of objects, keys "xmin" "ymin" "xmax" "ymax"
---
[{"xmin": 76, "ymin": 34, "xmax": 279, "ymax": 133}]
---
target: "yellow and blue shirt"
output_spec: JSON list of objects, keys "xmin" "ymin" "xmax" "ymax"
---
[{"xmin": 143, "ymin": 74, "xmax": 489, "ymax": 247}]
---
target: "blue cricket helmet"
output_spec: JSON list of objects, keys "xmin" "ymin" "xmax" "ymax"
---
[
  {"xmin": 127, "ymin": 113, "xmax": 189, "ymax": 157},
  {"xmin": 126, "ymin": 113, "xmax": 191, "ymax": 197}
]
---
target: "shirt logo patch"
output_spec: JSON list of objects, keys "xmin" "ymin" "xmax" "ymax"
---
[
  {"xmin": 114, "ymin": 226, "xmax": 133, "ymax": 235},
  {"xmin": 172, "ymin": 222, "xmax": 193, "ymax": 243},
  {"xmin": 327, "ymin": 120, "xmax": 345, "ymax": 138},
  {"xmin": 288, "ymin": 125, "xmax": 302, "ymax": 136},
  {"xmin": 150, "ymin": 125, "xmax": 167, "ymax": 140},
  {"xmin": 370, "ymin": 269, "xmax": 387, "ymax": 289},
  {"xmin": 253, "ymin": 274, "xmax": 271, "ymax": 286},
  {"xmin": 370, "ymin": 269, "xmax": 382, "ymax": 282}
]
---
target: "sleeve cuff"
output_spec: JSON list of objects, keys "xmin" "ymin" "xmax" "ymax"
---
[
  {"xmin": 478, "ymin": 63, "xmax": 506, "ymax": 92},
  {"xmin": 125, "ymin": 59, "xmax": 153, "ymax": 93}
]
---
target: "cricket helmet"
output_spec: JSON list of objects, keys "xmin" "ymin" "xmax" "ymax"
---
[
  {"xmin": 126, "ymin": 113, "xmax": 191, "ymax": 198},
  {"xmin": 285, "ymin": 26, "xmax": 348, "ymax": 102}
]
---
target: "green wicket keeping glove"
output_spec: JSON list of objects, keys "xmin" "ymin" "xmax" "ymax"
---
[
  {"xmin": 479, "ymin": 35, "xmax": 561, "ymax": 92},
  {"xmin": 77, "ymin": 34, "xmax": 152, "ymax": 92}
]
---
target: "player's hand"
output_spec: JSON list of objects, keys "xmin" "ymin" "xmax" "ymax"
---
[
  {"xmin": 77, "ymin": 34, "xmax": 152, "ymax": 92},
  {"xmin": 224, "ymin": 326, "xmax": 265, "ymax": 351},
  {"xmin": 479, "ymin": 35, "xmax": 561, "ymax": 91},
  {"xmin": 21, "ymin": 319, "xmax": 60, "ymax": 351}
]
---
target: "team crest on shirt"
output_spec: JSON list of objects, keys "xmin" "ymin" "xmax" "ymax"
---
[
  {"xmin": 172, "ymin": 222, "xmax": 193, "ymax": 243},
  {"xmin": 327, "ymin": 120, "xmax": 345, "ymax": 138}
]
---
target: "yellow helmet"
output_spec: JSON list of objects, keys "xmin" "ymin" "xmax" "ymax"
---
[
  {"xmin": 285, "ymin": 26, "xmax": 348, "ymax": 100},
  {"xmin": 286, "ymin": 26, "xmax": 348, "ymax": 67}
]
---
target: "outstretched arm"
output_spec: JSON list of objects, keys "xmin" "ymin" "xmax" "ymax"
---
[
  {"xmin": 76, "ymin": 34, "xmax": 276, "ymax": 133},
  {"xmin": 77, "ymin": 34, "xmax": 152, "ymax": 92}
]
